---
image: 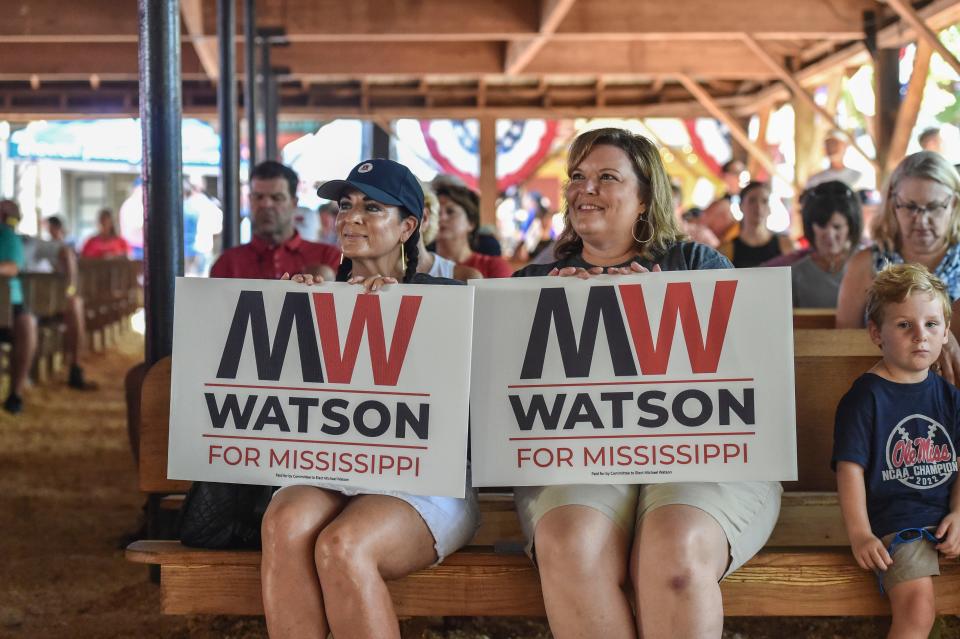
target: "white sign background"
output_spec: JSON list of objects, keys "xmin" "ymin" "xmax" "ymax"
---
[
  {"xmin": 469, "ymin": 269, "xmax": 797, "ymax": 486},
  {"xmin": 169, "ymin": 278, "xmax": 474, "ymax": 498}
]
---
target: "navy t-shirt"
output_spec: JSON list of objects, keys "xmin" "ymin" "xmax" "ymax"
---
[{"xmin": 832, "ymin": 372, "xmax": 960, "ymax": 537}]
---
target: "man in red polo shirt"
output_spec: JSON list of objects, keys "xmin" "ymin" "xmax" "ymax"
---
[{"xmin": 210, "ymin": 161, "xmax": 339, "ymax": 280}]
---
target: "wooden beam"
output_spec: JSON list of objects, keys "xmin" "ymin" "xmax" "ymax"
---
[
  {"xmin": 740, "ymin": 34, "xmax": 878, "ymax": 171},
  {"xmin": 273, "ymin": 42, "xmax": 502, "ymax": 76},
  {"xmin": 200, "ymin": 0, "xmax": 539, "ymax": 42},
  {"xmin": 0, "ymin": 0, "xmax": 142, "ymax": 41},
  {"xmin": 505, "ymin": 0, "xmax": 578, "ymax": 75},
  {"xmin": 675, "ymin": 73, "xmax": 788, "ymax": 185},
  {"xmin": 885, "ymin": 0, "xmax": 960, "ymax": 77},
  {"xmin": 555, "ymin": 0, "xmax": 871, "ymax": 39},
  {"xmin": 526, "ymin": 40, "xmax": 775, "ymax": 78},
  {"xmin": 479, "ymin": 116, "xmax": 498, "ymax": 228},
  {"xmin": 181, "ymin": 0, "xmax": 219, "ymax": 81},
  {"xmin": 887, "ymin": 40, "xmax": 934, "ymax": 176},
  {"xmin": 0, "ymin": 43, "xmax": 206, "ymax": 79}
]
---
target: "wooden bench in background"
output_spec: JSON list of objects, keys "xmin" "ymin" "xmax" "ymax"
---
[
  {"xmin": 21, "ymin": 272, "xmax": 67, "ymax": 382},
  {"xmin": 127, "ymin": 328, "xmax": 960, "ymax": 618},
  {"xmin": 78, "ymin": 258, "xmax": 143, "ymax": 351}
]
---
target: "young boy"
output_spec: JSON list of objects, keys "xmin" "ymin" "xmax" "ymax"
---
[{"xmin": 834, "ymin": 264, "xmax": 960, "ymax": 638}]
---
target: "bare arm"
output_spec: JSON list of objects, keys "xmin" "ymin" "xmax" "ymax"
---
[
  {"xmin": 935, "ymin": 473, "xmax": 960, "ymax": 557},
  {"xmin": 835, "ymin": 249, "xmax": 874, "ymax": 328},
  {"xmin": 837, "ymin": 461, "xmax": 892, "ymax": 571},
  {"xmin": 0, "ymin": 260, "xmax": 18, "ymax": 277},
  {"xmin": 454, "ymin": 264, "xmax": 483, "ymax": 281},
  {"xmin": 58, "ymin": 246, "xmax": 79, "ymax": 292}
]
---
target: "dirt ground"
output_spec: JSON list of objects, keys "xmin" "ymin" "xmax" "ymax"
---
[{"xmin": 2, "ymin": 329, "xmax": 960, "ymax": 638}]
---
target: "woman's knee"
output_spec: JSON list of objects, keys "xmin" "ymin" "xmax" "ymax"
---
[
  {"xmin": 314, "ymin": 524, "xmax": 373, "ymax": 581},
  {"xmin": 633, "ymin": 508, "xmax": 727, "ymax": 593},
  {"xmin": 261, "ymin": 488, "xmax": 336, "ymax": 554},
  {"xmin": 535, "ymin": 507, "xmax": 627, "ymax": 585}
]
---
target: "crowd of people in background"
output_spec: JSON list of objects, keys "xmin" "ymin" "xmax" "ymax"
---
[{"xmin": 0, "ymin": 123, "xmax": 956, "ymax": 421}]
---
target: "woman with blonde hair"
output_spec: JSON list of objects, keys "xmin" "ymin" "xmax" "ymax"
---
[
  {"xmin": 837, "ymin": 151, "xmax": 960, "ymax": 379},
  {"xmin": 511, "ymin": 127, "xmax": 781, "ymax": 639}
]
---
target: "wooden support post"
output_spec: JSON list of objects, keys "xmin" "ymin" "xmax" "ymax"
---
[
  {"xmin": 794, "ymin": 96, "xmax": 819, "ymax": 192},
  {"xmin": 874, "ymin": 47, "xmax": 901, "ymax": 181},
  {"xmin": 886, "ymin": 40, "xmax": 933, "ymax": 178},
  {"xmin": 746, "ymin": 106, "xmax": 772, "ymax": 181},
  {"xmin": 885, "ymin": 0, "xmax": 960, "ymax": 77},
  {"xmin": 740, "ymin": 34, "xmax": 878, "ymax": 172},
  {"xmin": 675, "ymin": 73, "xmax": 789, "ymax": 185},
  {"xmin": 479, "ymin": 116, "xmax": 498, "ymax": 228}
]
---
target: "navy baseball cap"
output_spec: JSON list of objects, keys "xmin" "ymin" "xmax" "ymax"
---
[{"xmin": 317, "ymin": 159, "xmax": 424, "ymax": 220}]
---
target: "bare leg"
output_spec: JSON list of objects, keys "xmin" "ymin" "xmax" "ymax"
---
[
  {"xmin": 260, "ymin": 486, "xmax": 347, "ymax": 639},
  {"xmin": 534, "ymin": 505, "xmax": 636, "ymax": 639},
  {"xmin": 887, "ymin": 577, "xmax": 936, "ymax": 639},
  {"xmin": 315, "ymin": 494, "xmax": 439, "ymax": 639},
  {"xmin": 12, "ymin": 311, "xmax": 37, "ymax": 395},
  {"xmin": 632, "ymin": 505, "xmax": 728, "ymax": 639},
  {"xmin": 64, "ymin": 296, "xmax": 85, "ymax": 367}
]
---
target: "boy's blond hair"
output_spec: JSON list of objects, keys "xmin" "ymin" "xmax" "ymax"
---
[{"xmin": 865, "ymin": 263, "xmax": 952, "ymax": 327}]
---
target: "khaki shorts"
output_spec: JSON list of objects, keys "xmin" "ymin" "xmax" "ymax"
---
[
  {"xmin": 878, "ymin": 529, "xmax": 941, "ymax": 593},
  {"xmin": 514, "ymin": 481, "xmax": 782, "ymax": 579}
]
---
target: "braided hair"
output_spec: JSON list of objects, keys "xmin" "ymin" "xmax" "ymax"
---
[{"xmin": 336, "ymin": 207, "xmax": 421, "ymax": 283}]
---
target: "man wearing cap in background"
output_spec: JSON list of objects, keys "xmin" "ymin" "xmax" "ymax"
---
[
  {"xmin": 0, "ymin": 200, "xmax": 38, "ymax": 414},
  {"xmin": 805, "ymin": 130, "xmax": 864, "ymax": 190},
  {"xmin": 210, "ymin": 160, "xmax": 338, "ymax": 281}
]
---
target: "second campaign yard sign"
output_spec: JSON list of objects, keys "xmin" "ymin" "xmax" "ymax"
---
[
  {"xmin": 469, "ymin": 269, "xmax": 797, "ymax": 486},
  {"xmin": 168, "ymin": 278, "xmax": 474, "ymax": 498}
]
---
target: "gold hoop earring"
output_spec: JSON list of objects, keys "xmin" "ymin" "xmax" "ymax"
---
[
  {"xmin": 632, "ymin": 216, "xmax": 653, "ymax": 245},
  {"xmin": 400, "ymin": 240, "xmax": 407, "ymax": 272}
]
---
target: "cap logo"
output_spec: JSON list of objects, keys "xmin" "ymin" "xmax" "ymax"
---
[{"xmin": 357, "ymin": 162, "xmax": 373, "ymax": 174}]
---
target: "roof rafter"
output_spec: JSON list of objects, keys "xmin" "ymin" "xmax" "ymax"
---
[{"xmin": 505, "ymin": 0, "xmax": 578, "ymax": 75}]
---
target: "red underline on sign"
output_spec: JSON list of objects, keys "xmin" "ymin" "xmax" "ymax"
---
[
  {"xmin": 203, "ymin": 433, "xmax": 430, "ymax": 450},
  {"xmin": 507, "ymin": 377, "xmax": 755, "ymax": 389},
  {"xmin": 204, "ymin": 382, "xmax": 430, "ymax": 398},
  {"xmin": 508, "ymin": 431, "xmax": 756, "ymax": 441}
]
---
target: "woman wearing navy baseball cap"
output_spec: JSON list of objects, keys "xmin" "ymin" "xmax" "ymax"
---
[{"xmin": 261, "ymin": 159, "xmax": 480, "ymax": 639}]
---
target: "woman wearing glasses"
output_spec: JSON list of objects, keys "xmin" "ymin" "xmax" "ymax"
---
[
  {"xmin": 791, "ymin": 181, "xmax": 863, "ymax": 308},
  {"xmin": 836, "ymin": 152, "xmax": 960, "ymax": 375}
]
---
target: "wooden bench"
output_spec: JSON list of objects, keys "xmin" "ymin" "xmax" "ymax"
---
[
  {"xmin": 20, "ymin": 272, "xmax": 68, "ymax": 382},
  {"xmin": 126, "ymin": 329, "xmax": 960, "ymax": 618},
  {"xmin": 78, "ymin": 258, "xmax": 142, "ymax": 349}
]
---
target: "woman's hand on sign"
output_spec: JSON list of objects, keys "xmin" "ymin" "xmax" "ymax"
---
[
  {"xmin": 606, "ymin": 262, "xmax": 662, "ymax": 276},
  {"xmin": 548, "ymin": 263, "xmax": 662, "ymax": 278},
  {"xmin": 281, "ymin": 272, "xmax": 324, "ymax": 285},
  {"xmin": 348, "ymin": 274, "xmax": 398, "ymax": 293},
  {"xmin": 936, "ymin": 512, "xmax": 960, "ymax": 558},
  {"xmin": 850, "ymin": 532, "xmax": 893, "ymax": 571},
  {"xmin": 548, "ymin": 265, "xmax": 604, "ymax": 279}
]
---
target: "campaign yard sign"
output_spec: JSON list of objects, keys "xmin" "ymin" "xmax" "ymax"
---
[
  {"xmin": 168, "ymin": 278, "xmax": 474, "ymax": 498},
  {"xmin": 469, "ymin": 269, "xmax": 797, "ymax": 486}
]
